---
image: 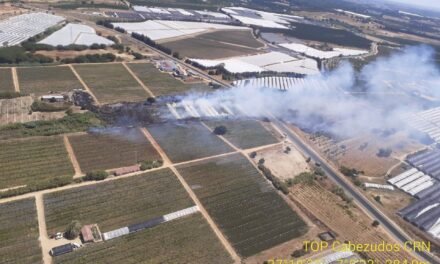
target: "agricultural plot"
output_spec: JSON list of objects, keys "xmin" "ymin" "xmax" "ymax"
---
[
  {"xmin": 74, "ymin": 64, "xmax": 148, "ymax": 104},
  {"xmin": 44, "ymin": 168, "xmax": 193, "ymax": 234},
  {"xmin": 162, "ymin": 37, "xmax": 261, "ymax": 59},
  {"xmin": 54, "ymin": 214, "xmax": 233, "ymax": 264},
  {"xmin": 198, "ymin": 30, "xmax": 264, "ymax": 49},
  {"xmin": 68, "ymin": 128, "xmax": 160, "ymax": 172},
  {"xmin": 0, "ymin": 136, "xmax": 74, "ymax": 192},
  {"xmin": 17, "ymin": 66, "xmax": 83, "ymax": 96},
  {"xmin": 0, "ymin": 198, "xmax": 42, "ymax": 264},
  {"xmin": 205, "ymin": 119, "xmax": 279, "ymax": 149},
  {"xmin": 0, "ymin": 68, "xmax": 14, "ymax": 92},
  {"xmin": 147, "ymin": 122, "xmax": 233, "ymax": 163},
  {"xmin": 177, "ymin": 154, "xmax": 307, "ymax": 257},
  {"xmin": 127, "ymin": 63, "xmax": 208, "ymax": 96}
]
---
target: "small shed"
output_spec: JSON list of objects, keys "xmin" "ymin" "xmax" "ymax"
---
[
  {"xmin": 81, "ymin": 225, "xmax": 94, "ymax": 243},
  {"xmin": 41, "ymin": 95, "xmax": 65, "ymax": 102},
  {"xmin": 50, "ymin": 243, "xmax": 74, "ymax": 256}
]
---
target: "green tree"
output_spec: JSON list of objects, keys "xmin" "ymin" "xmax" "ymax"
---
[{"xmin": 65, "ymin": 220, "xmax": 82, "ymax": 239}]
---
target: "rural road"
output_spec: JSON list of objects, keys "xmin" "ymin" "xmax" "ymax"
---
[{"xmin": 269, "ymin": 118, "xmax": 438, "ymax": 264}]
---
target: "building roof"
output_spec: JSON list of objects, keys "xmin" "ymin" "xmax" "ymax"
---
[
  {"xmin": 81, "ymin": 225, "xmax": 95, "ymax": 242},
  {"xmin": 50, "ymin": 243, "xmax": 74, "ymax": 256}
]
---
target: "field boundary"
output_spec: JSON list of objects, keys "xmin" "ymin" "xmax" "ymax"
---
[
  {"xmin": 63, "ymin": 135, "xmax": 83, "ymax": 178},
  {"xmin": 35, "ymin": 194, "xmax": 51, "ymax": 264},
  {"xmin": 122, "ymin": 62, "xmax": 155, "ymax": 97},
  {"xmin": 68, "ymin": 64, "xmax": 100, "ymax": 105},
  {"xmin": 12, "ymin": 67, "xmax": 20, "ymax": 93}
]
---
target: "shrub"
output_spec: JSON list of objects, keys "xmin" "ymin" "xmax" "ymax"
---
[
  {"xmin": 213, "ymin": 125, "xmax": 227, "ymax": 135},
  {"xmin": 31, "ymin": 101, "xmax": 71, "ymax": 112},
  {"xmin": 372, "ymin": 220, "xmax": 380, "ymax": 227},
  {"xmin": 83, "ymin": 171, "xmax": 108, "ymax": 181},
  {"xmin": 140, "ymin": 160, "xmax": 163, "ymax": 171},
  {"xmin": 65, "ymin": 220, "xmax": 82, "ymax": 240},
  {"xmin": 249, "ymin": 151, "xmax": 257, "ymax": 158},
  {"xmin": 0, "ymin": 91, "xmax": 25, "ymax": 99}
]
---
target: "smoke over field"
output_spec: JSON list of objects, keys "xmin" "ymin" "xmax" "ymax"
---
[{"xmin": 181, "ymin": 46, "xmax": 440, "ymax": 138}]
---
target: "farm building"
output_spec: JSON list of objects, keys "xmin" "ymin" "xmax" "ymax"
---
[
  {"xmin": 50, "ymin": 243, "xmax": 74, "ymax": 256},
  {"xmin": 41, "ymin": 95, "xmax": 65, "ymax": 102},
  {"xmin": 0, "ymin": 13, "xmax": 64, "ymax": 47},
  {"xmin": 158, "ymin": 60, "xmax": 177, "ymax": 72}
]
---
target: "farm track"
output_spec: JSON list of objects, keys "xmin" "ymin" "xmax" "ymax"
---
[
  {"xmin": 12, "ymin": 67, "xmax": 20, "ymax": 92},
  {"xmin": 122, "ymin": 62, "xmax": 155, "ymax": 98},
  {"xmin": 63, "ymin": 135, "xmax": 83, "ymax": 178},
  {"xmin": 68, "ymin": 64, "xmax": 100, "ymax": 105},
  {"xmin": 35, "ymin": 194, "xmax": 51, "ymax": 264}
]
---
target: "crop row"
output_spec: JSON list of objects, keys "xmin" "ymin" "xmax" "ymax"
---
[
  {"xmin": 177, "ymin": 154, "xmax": 307, "ymax": 257},
  {"xmin": 44, "ymin": 168, "xmax": 193, "ymax": 233}
]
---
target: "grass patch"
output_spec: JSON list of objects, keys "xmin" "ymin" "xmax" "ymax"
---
[
  {"xmin": 205, "ymin": 119, "xmax": 279, "ymax": 149},
  {"xmin": 74, "ymin": 64, "xmax": 148, "ymax": 104},
  {"xmin": 127, "ymin": 63, "xmax": 208, "ymax": 96},
  {"xmin": 0, "ymin": 68, "xmax": 14, "ymax": 92},
  {"xmin": 44, "ymin": 168, "xmax": 193, "ymax": 233},
  {"xmin": 147, "ymin": 122, "xmax": 233, "ymax": 163},
  {"xmin": 17, "ymin": 66, "xmax": 83, "ymax": 96},
  {"xmin": 0, "ymin": 198, "xmax": 42, "ymax": 264},
  {"xmin": 68, "ymin": 127, "xmax": 160, "ymax": 172},
  {"xmin": 177, "ymin": 154, "xmax": 308, "ymax": 257},
  {"xmin": 0, "ymin": 136, "xmax": 74, "ymax": 193},
  {"xmin": 53, "ymin": 214, "xmax": 233, "ymax": 264},
  {"xmin": 162, "ymin": 38, "xmax": 261, "ymax": 59}
]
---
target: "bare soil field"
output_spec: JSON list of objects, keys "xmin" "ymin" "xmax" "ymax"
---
[
  {"xmin": 0, "ymin": 136, "xmax": 74, "ymax": 194},
  {"xmin": 68, "ymin": 127, "xmax": 160, "ymax": 172},
  {"xmin": 44, "ymin": 168, "xmax": 193, "ymax": 234},
  {"xmin": 253, "ymin": 143, "xmax": 311, "ymax": 180},
  {"xmin": 73, "ymin": 63, "xmax": 149, "ymax": 104},
  {"xmin": 290, "ymin": 182, "xmax": 415, "ymax": 262},
  {"xmin": 53, "ymin": 214, "xmax": 233, "ymax": 264},
  {"xmin": 146, "ymin": 122, "xmax": 233, "ymax": 163},
  {"xmin": 205, "ymin": 119, "xmax": 280, "ymax": 149},
  {"xmin": 0, "ymin": 68, "xmax": 14, "ymax": 92},
  {"xmin": 198, "ymin": 30, "xmax": 265, "ymax": 49},
  {"xmin": 177, "ymin": 154, "xmax": 308, "ymax": 258},
  {"xmin": 162, "ymin": 37, "xmax": 262, "ymax": 59},
  {"xmin": 0, "ymin": 198, "xmax": 42, "ymax": 264},
  {"xmin": 17, "ymin": 66, "xmax": 83, "ymax": 96},
  {"xmin": 127, "ymin": 62, "xmax": 208, "ymax": 96}
]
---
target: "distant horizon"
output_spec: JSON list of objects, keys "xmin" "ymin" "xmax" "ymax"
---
[{"xmin": 386, "ymin": 0, "xmax": 440, "ymax": 11}]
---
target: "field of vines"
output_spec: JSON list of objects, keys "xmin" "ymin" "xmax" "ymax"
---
[
  {"xmin": 0, "ymin": 198, "xmax": 42, "ymax": 264},
  {"xmin": 44, "ymin": 168, "xmax": 193, "ymax": 234},
  {"xmin": 74, "ymin": 64, "xmax": 148, "ymax": 104},
  {"xmin": 0, "ymin": 136, "xmax": 74, "ymax": 193},
  {"xmin": 17, "ymin": 66, "xmax": 83, "ymax": 96},
  {"xmin": 127, "ymin": 63, "xmax": 204, "ymax": 96},
  {"xmin": 205, "ymin": 119, "xmax": 279, "ymax": 149},
  {"xmin": 147, "ymin": 122, "xmax": 233, "ymax": 163},
  {"xmin": 0, "ymin": 68, "xmax": 14, "ymax": 92},
  {"xmin": 68, "ymin": 128, "xmax": 160, "ymax": 172},
  {"xmin": 54, "ymin": 214, "xmax": 233, "ymax": 264},
  {"xmin": 177, "ymin": 154, "xmax": 307, "ymax": 257}
]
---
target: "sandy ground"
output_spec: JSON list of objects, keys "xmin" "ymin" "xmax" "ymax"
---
[{"xmin": 254, "ymin": 143, "xmax": 310, "ymax": 180}]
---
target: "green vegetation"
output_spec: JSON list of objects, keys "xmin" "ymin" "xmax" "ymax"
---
[
  {"xmin": 147, "ymin": 122, "xmax": 233, "ymax": 163},
  {"xmin": 44, "ymin": 168, "xmax": 193, "ymax": 233},
  {"xmin": 206, "ymin": 119, "xmax": 279, "ymax": 149},
  {"xmin": 0, "ymin": 91, "xmax": 25, "ymax": 99},
  {"xmin": 0, "ymin": 198, "xmax": 42, "ymax": 263},
  {"xmin": 0, "ymin": 68, "xmax": 14, "ymax": 92},
  {"xmin": 83, "ymin": 171, "xmax": 109, "ymax": 181},
  {"xmin": 127, "ymin": 63, "xmax": 208, "ymax": 96},
  {"xmin": 258, "ymin": 164, "xmax": 290, "ymax": 194},
  {"xmin": 177, "ymin": 154, "xmax": 307, "ymax": 257},
  {"xmin": 31, "ymin": 101, "xmax": 72, "ymax": 112},
  {"xmin": 0, "ymin": 137, "xmax": 74, "ymax": 197},
  {"xmin": 74, "ymin": 64, "xmax": 148, "ymax": 104},
  {"xmin": 0, "ymin": 46, "xmax": 53, "ymax": 64},
  {"xmin": 287, "ymin": 172, "xmax": 316, "ymax": 186},
  {"xmin": 54, "ymin": 214, "xmax": 233, "ymax": 264},
  {"xmin": 0, "ymin": 112, "xmax": 103, "ymax": 140},
  {"xmin": 128, "ymin": 0, "xmax": 233, "ymax": 11},
  {"xmin": 139, "ymin": 160, "xmax": 163, "ymax": 171},
  {"xmin": 68, "ymin": 128, "xmax": 160, "ymax": 172},
  {"xmin": 54, "ymin": 2, "xmax": 129, "ymax": 10},
  {"xmin": 213, "ymin": 125, "xmax": 227, "ymax": 135},
  {"xmin": 60, "ymin": 53, "xmax": 117, "ymax": 64},
  {"xmin": 65, "ymin": 220, "xmax": 82, "ymax": 240},
  {"xmin": 17, "ymin": 66, "xmax": 83, "ymax": 96}
]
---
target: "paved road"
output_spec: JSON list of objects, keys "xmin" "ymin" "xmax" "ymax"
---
[{"xmin": 270, "ymin": 118, "xmax": 437, "ymax": 263}]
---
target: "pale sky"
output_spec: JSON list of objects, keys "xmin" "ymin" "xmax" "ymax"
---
[{"xmin": 389, "ymin": 0, "xmax": 440, "ymax": 10}]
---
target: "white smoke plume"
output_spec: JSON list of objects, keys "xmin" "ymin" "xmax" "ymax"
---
[{"xmin": 181, "ymin": 46, "xmax": 440, "ymax": 138}]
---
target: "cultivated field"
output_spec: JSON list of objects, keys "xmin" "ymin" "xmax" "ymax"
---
[
  {"xmin": 162, "ymin": 37, "xmax": 261, "ymax": 59},
  {"xmin": 0, "ymin": 136, "xmax": 74, "ymax": 192},
  {"xmin": 199, "ymin": 30, "xmax": 264, "ymax": 49},
  {"xmin": 0, "ymin": 68, "xmax": 14, "ymax": 92},
  {"xmin": 290, "ymin": 182, "xmax": 414, "ymax": 262},
  {"xmin": 17, "ymin": 66, "xmax": 83, "ymax": 96},
  {"xmin": 147, "ymin": 122, "xmax": 233, "ymax": 163},
  {"xmin": 177, "ymin": 154, "xmax": 307, "ymax": 257},
  {"xmin": 73, "ymin": 64, "xmax": 148, "ymax": 104},
  {"xmin": 68, "ymin": 128, "xmax": 160, "ymax": 172},
  {"xmin": 205, "ymin": 119, "xmax": 279, "ymax": 149},
  {"xmin": 44, "ymin": 168, "xmax": 193, "ymax": 234},
  {"xmin": 53, "ymin": 214, "xmax": 233, "ymax": 264},
  {"xmin": 127, "ymin": 63, "xmax": 206, "ymax": 96},
  {"xmin": 0, "ymin": 198, "xmax": 42, "ymax": 264}
]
